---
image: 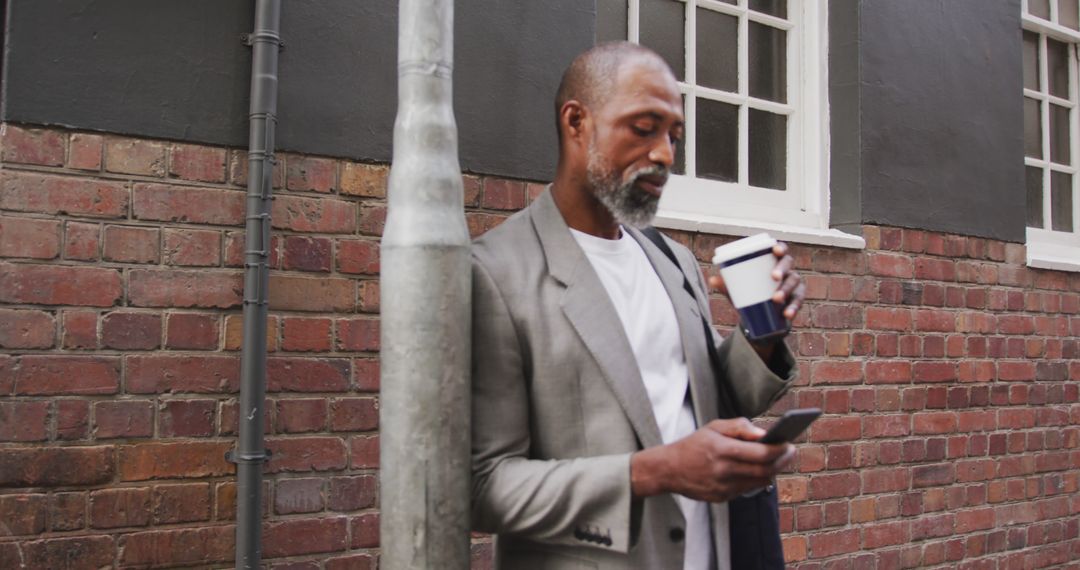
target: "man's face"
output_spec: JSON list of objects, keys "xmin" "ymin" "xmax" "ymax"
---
[{"xmin": 584, "ymin": 59, "xmax": 684, "ymax": 229}]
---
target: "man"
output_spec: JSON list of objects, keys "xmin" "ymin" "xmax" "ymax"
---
[{"xmin": 470, "ymin": 42, "xmax": 806, "ymax": 569}]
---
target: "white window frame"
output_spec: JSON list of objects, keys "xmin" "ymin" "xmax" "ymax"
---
[
  {"xmin": 628, "ymin": 0, "xmax": 862, "ymax": 248},
  {"xmin": 1023, "ymin": 0, "xmax": 1080, "ymax": 272}
]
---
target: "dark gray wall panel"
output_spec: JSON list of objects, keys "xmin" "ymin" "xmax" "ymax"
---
[
  {"xmin": 828, "ymin": 0, "xmax": 861, "ymax": 234},
  {"xmin": 858, "ymin": 0, "xmax": 1025, "ymax": 242},
  {"xmin": 1, "ymin": 0, "xmax": 593, "ymax": 181}
]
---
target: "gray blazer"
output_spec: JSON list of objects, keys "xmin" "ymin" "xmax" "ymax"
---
[{"xmin": 470, "ymin": 189, "xmax": 796, "ymax": 569}]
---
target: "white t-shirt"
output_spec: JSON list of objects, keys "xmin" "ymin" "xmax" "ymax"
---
[{"xmin": 571, "ymin": 227, "xmax": 718, "ymax": 570}]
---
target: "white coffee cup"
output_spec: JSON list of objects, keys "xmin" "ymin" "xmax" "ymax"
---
[{"xmin": 711, "ymin": 233, "xmax": 789, "ymax": 341}]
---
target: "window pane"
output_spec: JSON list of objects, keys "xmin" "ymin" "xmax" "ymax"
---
[
  {"xmin": 1029, "ymin": 0, "xmax": 1050, "ymax": 19},
  {"xmin": 1062, "ymin": 0, "xmax": 1080, "ymax": 30},
  {"xmin": 674, "ymin": 95, "xmax": 687, "ymax": 175},
  {"xmin": 696, "ymin": 98, "xmax": 739, "ymax": 182},
  {"xmin": 1050, "ymin": 104, "xmax": 1070, "ymax": 165},
  {"xmin": 1051, "ymin": 171, "xmax": 1074, "ymax": 231},
  {"xmin": 749, "ymin": 109, "xmax": 787, "ymax": 190},
  {"xmin": 597, "ymin": 0, "xmax": 628, "ymax": 43},
  {"xmin": 1025, "ymin": 98, "xmax": 1043, "ymax": 159},
  {"xmin": 640, "ymin": 0, "xmax": 685, "ymax": 81},
  {"xmin": 1047, "ymin": 38, "xmax": 1069, "ymax": 99},
  {"xmin": 749, "ymin": 22, "xmax": 787, "ymax": 103},
  {"xmin": 749, "ymin": 0, "xmax": 786, "ymax": 19},
  {"xmin": 1027, "ymin": 166, "xmax": 1044, "ymax": 228},
  {"xmin": 1023, "ymin": 31, "xmax": 1040, "ymax": 91},
  {"xmin": 696, "ymin": 8, "xmax": 738, "ymax": 92}
]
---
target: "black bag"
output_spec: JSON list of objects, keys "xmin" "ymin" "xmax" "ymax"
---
[{"xmin": 641, "ymin": 227, "xmax": 785, "ymax": 570}]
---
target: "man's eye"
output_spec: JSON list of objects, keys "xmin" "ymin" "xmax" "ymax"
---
[{"xmin": 632, "ymin": 125, "xmax": 655, "ymax": 137}]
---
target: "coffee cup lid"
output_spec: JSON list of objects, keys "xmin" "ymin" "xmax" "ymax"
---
[{"xmin": 712, "ymin": 233, "xmax": 777, "ymax": 265}]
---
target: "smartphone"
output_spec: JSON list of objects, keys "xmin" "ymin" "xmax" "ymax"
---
[{"xmin": 758, "ymin": 408, "xmax": 821, "ymax": 444}]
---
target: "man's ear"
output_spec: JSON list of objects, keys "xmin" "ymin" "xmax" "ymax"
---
[{"xmin": 560, "ymin": 100, "xmax": 589, "ymax": 145}]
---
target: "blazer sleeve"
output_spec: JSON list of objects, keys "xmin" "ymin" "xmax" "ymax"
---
[
  {"xmin": 469, "ymin": 256, "xmax": 634, "ymax": 554},
  {"xmin": 684, "ymin": 245, "xmax": 797, "ymax": 418}
]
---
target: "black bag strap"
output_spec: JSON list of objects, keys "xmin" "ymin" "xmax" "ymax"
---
[{"xmin": 641, "ymin": 227, "xmax": 741, "ymax": 419}]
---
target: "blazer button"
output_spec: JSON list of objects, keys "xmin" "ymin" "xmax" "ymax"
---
[{"xmin": 669, "ymin": 527, "xmax": 685, "ymax": 542}]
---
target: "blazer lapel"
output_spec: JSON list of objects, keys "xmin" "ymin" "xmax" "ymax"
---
[
  {"xmin": 626, "ymin": 227, "xmax": 721, "ymax": 426},
  {"xmin": 530, "ymin": 190, "xmax": 664, "ymax": 449}
]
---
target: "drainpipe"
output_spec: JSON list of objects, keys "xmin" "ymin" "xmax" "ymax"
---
[
  {"xmin": 232, "ymin": 1, "xmax": 281, "ymax": 568},
  {"xmin": 380, "ymin": 0, "xmax": 470, "ymax": 568}
]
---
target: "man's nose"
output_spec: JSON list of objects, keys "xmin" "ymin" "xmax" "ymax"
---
[{"xmin": 649, "ymin": 136, "xmax": 676, "ymax": 167}]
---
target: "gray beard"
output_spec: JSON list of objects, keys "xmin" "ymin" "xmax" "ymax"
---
[{"xmin": 585, "ymin": 144, "xmax": 667, "ymax": 229}]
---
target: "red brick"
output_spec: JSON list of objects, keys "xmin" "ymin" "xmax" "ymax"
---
[
  {"xmin": 1, "ymin": 124, "xmax": 65, "ymax": 165},
  {"xmin": 358, "ymin": 280, "xmax": 380, "ymax": 313},
  {"xmin": 94, "ymin": 400, "xmax": 154, "ymax": 439},
  {"xmin": 914, "ymin": 361, "xmax": 957, "ymax": 383},
  {"xmin": 276, "ymin": 399, "xmax": 327, "ymax": 433},
  {"xmin": 62, "ymin": 310, "xmax": 97, "ymax": 350},
  {"xmin": 0, "ymin": 216, "xmax": 60, "ymax": 259},
  {"xmin": 862, "ymin": 467, "xmax": 910, "ymax": 493},
  {"xmin": 262, "ymin": 517, "xmax": 348, "ymax": 558},
  {"xmin": 998, "ymin": 361, "xmax": 1036, "ymax": 381},
  {"xmin": 337, "ymin": 317, "xmax": 380, "ymax": 352},
  {"xmin": 808, "ymin": 416, "xmax": 860, "ymax": 442},
  {"xmin": 50, "ymin": 491, "xmax": 86, "ymax": 531},
  {"xmin": 119, "ymin": 526, "xmax": 235, "ymax": 566},
  {"xmin": 218, "ymin": 398, "xmax": 273, "ymax": 437},
  {"xmin": 864, "ymin": 308, "xmax": 915, "ymax": 332},
  {"xmin": 274, "ymin": 477, "xmax": 324, "ymax": 514},
  {"xmin": 273, "ymin": 195, "xmax": 357, "ymax": 233},
  {"xmin": 866, "ymin": 360, "xmax": 912, "ymax": 384},
  {"xmin": 269, "ymin": 274, "xmax": 354, "ymax": 312},
  {"xmin": 0, "ymin": 446, "xmax": 114, "ymax": 486},
  {"xmin": 165, "ymin": 312, "xmax": 219, "ymax": 350},
  {"xmin": 152, "ymin": 483, "xmax": 211, "ymax": 524},
  {"xmin": 101, "ymin": 311, "xmax": 161, "ymax": 350},
  {"xmin": 0, "ymin": 309, "xmax": 55, "ymax": 349},
  {"xmin": 0, "ymin": 494, "xmax": 47, "ymax": 535},
  {"xmin": 0, "ymin": 262, "xmax": 121, "ymax": 307},
  {"xmin": 129, "ymin": 268, "xmax": 242, "ymax": 309},
  {"xmin": 337, "ymin": 238, "xmax": 380, "ymax": 275},
  {"xmin": 810, "ymin": 304, "xmax": 863, "ymax": 329},
  {"xmin": 915, "ymin": 257, "xmax": 956, "ymax": 281},
  {"xmin": 68, "ymin": 132, "xmax": 103, "ymax": 170},
  {"xmin": 281, "ymin": 317, "xmax": 332, "ymax": 352},
  {"xmin": 354, "ymin": 358, "xmax": 379, "ymax": 392},
  {"xmin": 0, "ymin": 170, "xmax": 128, "ymax": 218},
  {"xmin": 0, "ymin": 401, "xmax": 49, "ymax": 442},
  {"xmin": 328, "ymin": 474, "xmax": 377, "ymax": 511},
  {"xmin": 862, "ymin": 414, "xmax": 910, "ymax": 438},
  {"xmin": 915, "ymin": 309, "xmax": 955, "ymax": 332},
  {"xmin": 23, "ymin": 536, "xmax": 115, "ymax": 569},
  {"xmin": 55, "ymin": 400, "xmax": 90, "ymax": 440},
  {"xmin": 268, "ymin": 358, "xmax": 351, "ymax": 393},
  {"xmin": 869, "ymin": 253, "xmax": 914, "ymax": 278},
  {"xmin": 230, "ymin": 148, "xmax": 285, "ymax": 188},
  {"xmin": 467, "ymin": 211, "xmax": 508, "ymax": 237},
  {"xmin": 358, "ymin": 203, "xmax": 387, "ymax": 236},
  {"xmin": 281, "ymin": 235, "xmax": 332, "ymax": 273},
  {"xmin": 126, "ymin": 354, "xmax": 239, "ymax": 394},
  {"xmin": 914, "ymin": 412, "xmax": 958, "ymax": 434},
  {"xmin": 118, "ymin": 441, "xmax": 233, "ymax": 481},
  {"xmin": 350, "ymin": 435, "xmax": 379, "ymax": 469},
  {"xmin": 340, "ymin": 162, "xmax": 387, "ymax": 197},
  {"xmin": 13, "ymin": 355, "xmax": 119, "ymax": 395},
  {"xmin": 863, "ymin": 520, "xmax": 908, "ymax": 549},
  {"xmin": 266, "ymin": 437, "xmax": 347, "ymax": 473},
  {"xmin": 808, "ymin": 472, "xmax": 861, "ymax": 500},
  {"xmin": 326, "ymin": 554, "xmax": 376, "ymax": 570},
  {"xmin": 286, "ymin": 155, "xmax": 336, "ymax": 193},
  {"xmin": 481, "ymin": 178, "xmax": 527, "ymax": 210},
  {"xmin": 102, "ymin": 224, "xmax": 160, "ymax": 263},
  {"xmin": 163, "ymin": 228, "xmax": 221, "ymax": 267},
  {"xmin": 90, "ymin": 487, "xmax": 151, "ymax": 528},
  {"xmin": 912, "ymin": 463, "xmax": 956, "ymax": 488},
  {"xmin": 159, "ymin": 399, "xmax": 216, "ymax": 437},
  {"xmin": 955, "ymin": 507, "xmax": 996, "ymax": 533},
  {"xmin": 169, "ymin": 143, "xmax": 226, "ymax": 183},
  {"xmin": 809, "ymin": 528, "xmax": 860, "ymax": 558},
  {"xmin": 810, "ymin": 360, "xmax": 862, "ymax": 385},
  {"xmin": 64, "ymin": 221, "xmax": 101, "ymax": 260},
  {"xmin": 350, "ymin": 512, "xmax": 379, "ymax": 548},
  {"xmin": 224, "ymin": 314, "xmax": 279, "ymax": 352},
  {"xmin": 133, "ymin": 183, "xmax": 244, "ymax": 225},
  {"xmin": 223, "ymin": 230, "xmax": 281, "ymax": 268},
  {"xmin": 104, "ymin": 137, "xmax": 166, "ymax": 176},
  {"xmin": 330, "ymin": 397, "xmax": 379, "ymax": 432},
  {"xmin": 463, "ymin": 174, "xmax": 483, "ymax": 206}
]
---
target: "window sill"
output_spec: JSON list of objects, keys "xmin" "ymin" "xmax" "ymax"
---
[
  {"xmin": 1026, "ymin": 240, "xmax": 1080, "ymax": 273},
  {"xmin": 653, "ymin": 210, "xmax": 866, "ymax": 250}
]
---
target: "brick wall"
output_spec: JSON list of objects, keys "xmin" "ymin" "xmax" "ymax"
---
[{"xmin": 0, "ymin": 122, "xmax": 1077, "ymax": 569}]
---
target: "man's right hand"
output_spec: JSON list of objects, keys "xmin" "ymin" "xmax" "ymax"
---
[{"xmin": 630, "ymin": 418, "xmax": 794, "ymax": 502}]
